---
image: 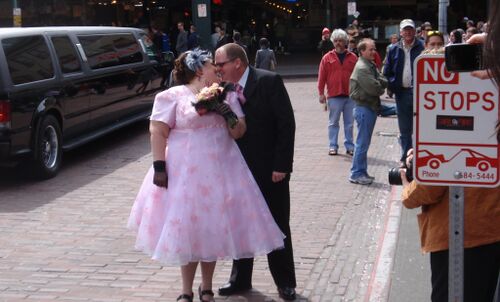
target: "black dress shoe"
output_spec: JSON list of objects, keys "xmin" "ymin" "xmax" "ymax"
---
[
  {"xmin": 278, "ymin": 287, "xmax": 296, "ymax": 301},
  {"xmin": 218, "ymin": 282, "xmax": 251, "ymax": 296}
]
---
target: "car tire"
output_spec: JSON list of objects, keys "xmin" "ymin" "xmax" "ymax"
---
[
  {"xmin": 477, "ymin": 161, "xmax": 489, "ymax": 172},
  {"xmin": 33, "ymin": 115, "xmax": 62, "ymax": 179},
  {"xmin": 429, "ymin": 159, "xmax": 441, "ymax": 169}
]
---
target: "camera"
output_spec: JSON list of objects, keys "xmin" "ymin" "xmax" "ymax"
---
[
  {"xmin": 388, "ymin": 163, "xmax": 413, "ymax": 186},
  {"xmin": 445, "ymin": 43, "xmax": 484, "ymax": 72}
]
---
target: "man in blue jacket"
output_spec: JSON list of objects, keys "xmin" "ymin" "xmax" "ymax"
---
[{"xmin": 383, "ymin": 19, "xmax": 424, "ymax": 166}]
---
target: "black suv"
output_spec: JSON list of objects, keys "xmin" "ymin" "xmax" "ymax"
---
[{"xmin": 0, "ymin": 26, "xmax": 171, "ymax": 179}]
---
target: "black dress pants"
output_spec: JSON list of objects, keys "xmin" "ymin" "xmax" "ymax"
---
[
  {"xmin": 229, "ymin": 178, "xmax": 296, "ymax": 288},
  {"xmin": 430, "ymin": 241, "xmax": 500, "ymax": 302}
]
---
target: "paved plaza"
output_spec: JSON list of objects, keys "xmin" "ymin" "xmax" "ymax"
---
[{"xmin": 0, "ymin": 78, "xmax": 422, "ymax": 302}]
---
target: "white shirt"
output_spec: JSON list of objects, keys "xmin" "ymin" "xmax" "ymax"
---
[
  {"xmin": 401, "ymin": 39, "xmax": 415, "ymax": 88},
  {"xmin": 238, "ymin": 67, "xmax": 250, "ymax": 89}
]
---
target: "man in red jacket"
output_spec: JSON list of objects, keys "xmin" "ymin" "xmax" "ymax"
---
[{"xmin": 317, "ymin": 28, "xmax": 358, "ymax": 156}]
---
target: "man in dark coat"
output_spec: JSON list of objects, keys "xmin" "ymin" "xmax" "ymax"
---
[{"xmin": 214, "ymin": 43, "xmax": 297, "ymax": 301}]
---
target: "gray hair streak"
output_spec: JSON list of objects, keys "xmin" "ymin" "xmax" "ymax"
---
[
  {"xmin": 330, "ymin": 29, "xmax": 349, "ymax": 43},
  {"xmin": 185, "ymin": 48, "xmax": 212, "ymax": 72}
]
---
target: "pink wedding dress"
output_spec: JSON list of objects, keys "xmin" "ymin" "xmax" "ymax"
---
[{"xmin": 128, "ymin": 85, "xmax": 285, "ymax": 265}]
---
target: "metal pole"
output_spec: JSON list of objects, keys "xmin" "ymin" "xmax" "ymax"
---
[
  {"xmin": 326, "ymin": 0, "xmax": 331, "ymax": 30},
  {"xmin": 449, "ymin": 186, "xmax": 464, "ymax": 302},
  {"xmin": 12, "ymin": 0, "xmax": 20, "ymax": 27},
  {"xmin": 438, "ymin": 0, "xmax": 448, "ymax": 35}
]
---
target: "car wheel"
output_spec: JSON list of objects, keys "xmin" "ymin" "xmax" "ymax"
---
[
  {"xmin": 33, "ymin": 115, "xmax": 62, "ymax": 179},
  {"xmin": 429, "ymin": 159, "xmax": 441, "ymax": 169},
  {"xmin": 477, "ymin": 161, "xmax": 489, "ymax": 172}
]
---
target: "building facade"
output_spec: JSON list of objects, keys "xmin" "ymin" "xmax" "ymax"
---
[{"xmin": 0, "ymin": 0, "xmax": 489, "ymax": 52}]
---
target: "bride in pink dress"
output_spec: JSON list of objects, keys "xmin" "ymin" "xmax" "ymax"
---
[{"xmin": 127, "ymin": 49, "xmax": 285, "ymax": 302}]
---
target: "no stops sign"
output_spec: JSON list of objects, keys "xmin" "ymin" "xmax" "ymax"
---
[{"xmin": 414, "ymin": 55, "xmax": 500, "ymax": 187}]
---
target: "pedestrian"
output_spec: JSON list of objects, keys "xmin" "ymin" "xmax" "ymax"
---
[
  {"xmin": 348, "ymin": 38, "xmax": 387, "ymax": 185},
  {"xmin": 317, "ymin": 29, "xmax": 357, "ymax": 156},
  {"xmin": 214, "ymin": 43, "xmax": 297, "ymax": 301},
  {"xmin": 187, "ymin": 24, "xmax": 200, "ymax": 50},
  {"xmin": 424, "ymin": 30, "xmax": 444, "ymax": 51},
  {"xmin": 464, "ymin": 26, "xmax": 479, "ymax": 42},
  {"xmin": 383, "ymin": 34, "xmax": 399, "ymax": 66},
  {"xmin": 400, "ymin": 150, "xmax": 500, "ymax": 302},
  {"xmin": 215, "ymin": 27, "xmax": 231, "ymax": 50},
  {"xmin": 382, "ymin": 34, "xmax": 399, "ymax": 98},
  {"xmin": 254, "ymin": 37, "xmax": 277, "ymax": 71},
  {"xmin": 211, "ymin": 24, "xmax": 221, "ymax": 51},
  {"xmin": 232, "ymin": 31, "xmax": 249, "ymax": 58},
  {"xmin": 175, "ymin": 22, "xmax": 188, "ymax": 56},
  {"xmin": 383, "ymin": 19, "xmax": 424, "ymax": 168},
  {"xmin": 317, "ymin": 27, "xmax": 334, "ymax": 57},
  {"xmin": 128, "ymin": 48, "xmax": 286, "ymax": 302},
  {"xmin": 419, "ymin": 23, "xmax": 432, "ymax": 41}
]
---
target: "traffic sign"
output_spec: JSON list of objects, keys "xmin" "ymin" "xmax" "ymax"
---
[{"xmin": 414, "ymin": 55, "xmax": 500, "ymax": 187}]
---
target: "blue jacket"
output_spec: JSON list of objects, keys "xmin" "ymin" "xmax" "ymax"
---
[{"xmin": 383, "ymin": 39, "xmax": 424, "ymax": 92}]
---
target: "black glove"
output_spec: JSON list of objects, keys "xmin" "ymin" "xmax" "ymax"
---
[
  {"xmin": 152, "ymin": 160, "xmax": 168, "ymax": 188},
  {"xmin": 214, "ymin": 102, "xmax": 238, "ymax": 128},
  {"xmin": 214, "ymin": 102, "xmax": 233, "ymax": 116}
]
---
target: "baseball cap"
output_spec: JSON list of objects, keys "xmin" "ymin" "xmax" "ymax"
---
[
  {"xmin": 400, "ymin": 19, "xmax": 415, "ymax": 30},
  {"xmin": 322, "ymin": 27, "xmax": 330, "ymax": 35}
]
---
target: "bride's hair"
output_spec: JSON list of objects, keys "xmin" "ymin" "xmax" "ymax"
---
[{"xmin": 173, "ymin": 48, "xmax": 212, "ymax": 85}]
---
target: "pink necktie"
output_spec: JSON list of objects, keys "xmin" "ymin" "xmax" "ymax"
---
[{"xmin": 235, "ymin": 84, "xmax": 246, "ymax": 105}]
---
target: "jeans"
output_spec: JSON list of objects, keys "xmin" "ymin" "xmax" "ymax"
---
[
  {"xmin": 327, "ymin": 96, "xmax": 355, "ymax": 151},
  {"xmin": 395, "ymin": 89, "xmax": 413, "ymax": 162},
  {"xmin": 379, "ymin": 103, "xmax": 397, "ymax": 116},
  {"xmin": 350, "ymin": 105, "xmax": 377, "ymax": 179}
]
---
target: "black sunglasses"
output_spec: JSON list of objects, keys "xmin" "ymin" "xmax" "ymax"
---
[{"xmin": 215, "ymin": 58, "xmax": 236, "ymax": 68}]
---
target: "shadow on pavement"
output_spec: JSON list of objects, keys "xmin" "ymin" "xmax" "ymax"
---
[{"xmin": 0, "ymin": 120, "xmax": 150, "ymax": 212}]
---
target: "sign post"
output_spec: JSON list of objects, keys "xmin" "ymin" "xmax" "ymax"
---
[
  {"xmin": 13, "ymin": 0, "xmax": 21, "ymax": 27},
  {"xmin": 414, "ymin": 55, "xmax": 500, "ymax": 302}
]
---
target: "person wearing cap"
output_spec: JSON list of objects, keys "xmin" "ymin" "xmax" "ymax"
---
[
  {"xmin": 383, "ymin": 19, "xmax": 424, "ymax": 167},
  {"xmin": 318, "ymin": 27, "xmax": 334, "ymax": 57}
]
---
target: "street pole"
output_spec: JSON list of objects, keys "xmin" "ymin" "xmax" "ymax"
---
[
  {"xmin": 438, "ymin": 0, "xmax": 448, "ymax": 35},
  {"xmin": 191, "ymin": 0, "xmax": 211, "ymax": 50},
  {"xmin": 12, "ymin": 0, "xmax": 21, "ymax": 27},
  {"xmin": 325, "ymin": 0, "xmax": 331, "ymax": 30},
  {"xmin": 449, "ymin": 186, "xmax": 464, "ymax": 302}
]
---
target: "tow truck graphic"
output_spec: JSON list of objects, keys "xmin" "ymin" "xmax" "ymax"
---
[{"xmin": 417, "ymin": 148, "xmax": 498, "ymax": 171}]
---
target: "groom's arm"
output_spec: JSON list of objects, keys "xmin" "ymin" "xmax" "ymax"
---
[{"xmin": 267, "ymin": 74, "xmax": 296, "ymax": 175}]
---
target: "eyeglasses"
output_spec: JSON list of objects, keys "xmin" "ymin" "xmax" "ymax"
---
[
  {"xmin": 215, "ymin": 58, "xmax": 235, "ymax": 68},
  {"xmin": 427, "ymin": 30, "xmax": 443, "ymax": 37}
]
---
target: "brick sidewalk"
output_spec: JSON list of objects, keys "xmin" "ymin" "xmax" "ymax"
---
[{"xmin": 0, "ymin": 78, "xmax": 402, "ymax": 302}]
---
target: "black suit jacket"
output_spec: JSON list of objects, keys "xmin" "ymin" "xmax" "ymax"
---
[{"xmin": 237, "ymin": 67, "xmax": 295, "ymax": 186}]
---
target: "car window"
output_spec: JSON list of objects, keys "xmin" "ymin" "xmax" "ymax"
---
[
  {"xmin": 2, "ymin": 35, "xmax": 54, "ymax": 85},
  {"xmin": 78, "ymin": 33, "xmax": 143, "ymax": 70},
  {"xmin": 51, "ymin": 36, "xmax": 82, "ymax": 74}
]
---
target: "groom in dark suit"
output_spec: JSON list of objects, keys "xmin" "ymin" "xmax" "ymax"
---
[
  {"xmin": 214, "ymin": 43, "xmax": 297, "ymax": 300},
  {"xmin": 215, "ymin": 43, "xmax": 296, "ymax": 300}
]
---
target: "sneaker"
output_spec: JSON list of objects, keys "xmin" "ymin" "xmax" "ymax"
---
[
  {"xmin": 328, "ymin": 149, "xmax": 338, "ymax": 156},
  {"xmin": 349, "ymin": 175, "xmax": 373, "ymax": 185},
  {"xmin": 346, "ymin": 150, "xmax": 354, "ymax": 156}
]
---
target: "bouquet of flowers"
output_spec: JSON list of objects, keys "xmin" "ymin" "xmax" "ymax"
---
[{"xmin": 193, "ymin": 82, "xmax": 239, "ymax": 128}]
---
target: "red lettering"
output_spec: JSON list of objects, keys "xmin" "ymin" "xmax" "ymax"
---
[
  {"xmin": 466, "ymin": 92, "xmax": 480, "ymax": 110},
  {"xmin": 424, "ymin": 91, "xmax": 436, "ymax": 110},
  {"xmin": 451, "ymin": 92, "xmax": 464, "ymax": 110},
  {"xmin": 423, "ymin": 90, "xmax": 497, "ymax": 112},
  {"xmin": 438, "ymin": 91, "xmax": 450, "ymax": 110},
  {"xmin": 482, "ymin": 92, "xmax": 495, "ymax": 111}
]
